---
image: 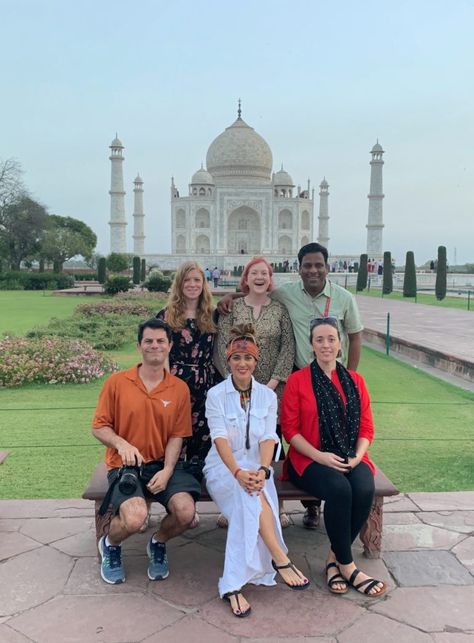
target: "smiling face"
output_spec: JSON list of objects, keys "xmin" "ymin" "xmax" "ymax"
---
[
  {"xmin": 138, "ymin": 327, "xmax": 172, "ymax": 368},
  {"xmin": 299, "ymin": 252, "xmax": 329, "ymax": 296},
  {"xmin": 228, "ymin": 352, "xmax": 257, "ymax": 388},
  {"xmin": 245, "ymin": 261, "xmax": 271, "ymax": 295},
  {"xmin": 182, "ymin": 268, "xmax": 204, "ymax": 303},
  {"xmin": 310, "ymin": 322, "xmax": 341, "ymax": 368}
]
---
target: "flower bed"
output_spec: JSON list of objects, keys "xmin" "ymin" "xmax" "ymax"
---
[{"xmin": 0, "ymin": 337, "xmax": 118, "ymax": 387}]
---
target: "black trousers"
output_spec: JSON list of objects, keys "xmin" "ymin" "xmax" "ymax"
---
[{"xmin": 288, "ymin": 459, "xmax": 374, "ymax": 564}]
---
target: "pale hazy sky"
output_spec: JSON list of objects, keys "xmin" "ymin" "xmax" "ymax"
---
[{"xmin": 1, "ymin": 0, "xmax": 473, "ymax": 265}]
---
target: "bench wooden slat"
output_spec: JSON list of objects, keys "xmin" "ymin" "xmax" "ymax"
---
[
  {"xmin": 83, "ymin": 459, "xmax": 398, "ymax": 559},
  {"xmin": 82, "ymin": 461, "xmax": 398, "ymax": 501}
]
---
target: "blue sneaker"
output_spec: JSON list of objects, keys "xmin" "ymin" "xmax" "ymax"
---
[
  {"xmin": 147, "ymin": 538, "xmax": 169, "ymax": 580},
  {"xmin": 98, "ymin": 535, "xmax": 125, "ymax": 584}
]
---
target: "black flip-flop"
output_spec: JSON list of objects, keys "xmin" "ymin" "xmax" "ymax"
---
[
  {"xmin": 223, "ymin": 590, "xmax": 252, "ymax": 617},
  {"xmin": 325, "ymin": 562, "xmax": 348, "ymax": 594},
  {"xmin": 272, "ymin": 560, "xmax": 310, "ymax": 590}
]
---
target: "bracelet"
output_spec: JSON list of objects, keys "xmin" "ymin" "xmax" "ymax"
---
[{"xmin": 233, "ymin": 468, "xmax": 242, "ymax": 478}]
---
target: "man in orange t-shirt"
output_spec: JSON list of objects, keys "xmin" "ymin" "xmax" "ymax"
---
[{"xmin": 92, "ymin": 318, "xmax": 201, "ymax": 585}]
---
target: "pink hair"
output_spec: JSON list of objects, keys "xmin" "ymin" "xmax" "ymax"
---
[{"xmin": 239, "ymin": 256, "xmax": 274, "ymax": 294}]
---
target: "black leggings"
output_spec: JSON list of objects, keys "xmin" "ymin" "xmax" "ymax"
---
[{"xmin": 288, "ymin": 459, "xmax": 374, "ymax": 564}]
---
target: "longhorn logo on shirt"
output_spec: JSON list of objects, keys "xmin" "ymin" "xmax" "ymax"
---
[{"xmin": 161, "ymin": 400, "xmax": 171, "ymax": 408}]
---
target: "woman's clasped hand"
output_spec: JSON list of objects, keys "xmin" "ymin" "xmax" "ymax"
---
[{"xmin": 234, "ymin": 468, "xmax": 265, "ymax": 494}]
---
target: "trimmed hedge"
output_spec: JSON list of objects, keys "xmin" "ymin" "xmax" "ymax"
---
[
  {"xmin": 435, "ymin": 246, "xmax": 447, "ymax": 301},
  {"xmin": 356, "ymin": 254, "xmax": 368, "ymax": 291},
  {"xmin": 382, "ymin": 251, "xmax": 393, "ymax": 294},
  {"xmin": 0, "ymin": 271, "xmax": 74, "ymax": 290},
  {"xmin": 403, "ymin": 251, "xmax": 417, "ymax": 297}
]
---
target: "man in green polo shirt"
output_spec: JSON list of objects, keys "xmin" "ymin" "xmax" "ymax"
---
[{"xmin": 271, "ymin": 242, "xmax": 363, "ymax": 371}]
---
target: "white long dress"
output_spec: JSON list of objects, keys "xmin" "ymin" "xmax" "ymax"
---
[{"xmin": 204, "ymin": 375, "xmax": 287, "ymax": 597}]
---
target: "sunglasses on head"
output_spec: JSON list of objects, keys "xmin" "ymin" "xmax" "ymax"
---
[{"xmin": 310, "ymin": 316, "xmax": 338, "ymax": 330}]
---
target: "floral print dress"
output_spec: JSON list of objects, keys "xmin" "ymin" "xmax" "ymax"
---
[{"xmin": 156, "ymin": 308, "xmax": 219, "ymax": 462}]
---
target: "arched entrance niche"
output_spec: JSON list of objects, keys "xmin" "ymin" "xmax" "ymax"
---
[
  {"xmin": 196, "ymin": 234, "xmax": 210, "ymax": 254},
  {"xmin": 176, "ymin": 235, "xmax": 186, "ymax": 252},
  {"xmin": 278, "ymin": 235, "xmax": 292, "ymax": 254},
  {"xmin": 301, "ymin": 235, "xmax": 309, "ymax": 247},
  {"xmin": 227, "ymin": 206, "xmax": 261, "ymax": 255},
  {"xmin": 195, "ymin": 208, "xmax": 210, "ymax": 228}
]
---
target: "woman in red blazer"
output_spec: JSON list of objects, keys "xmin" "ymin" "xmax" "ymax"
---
[{"xmin": 281, "ymin": 317, "xmax": 387, "ymax": 597}]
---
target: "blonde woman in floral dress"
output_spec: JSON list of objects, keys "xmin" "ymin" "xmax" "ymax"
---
[
  {"xmin": 156, "ymin": 262, "xmax": 219, "ymax": 507},
  {"xmin": 216, "ymin": 257, "xmax": 295, "ymax": 527}
]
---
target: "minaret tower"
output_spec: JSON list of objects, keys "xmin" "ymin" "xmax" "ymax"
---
[
  {"xmin": 108, "ymin": 134, "xmax": 127, "ymax": 253},
  {"xmin": 132, "ymin": 174, "xmax": 145, "ymax": 255},
  {"xmin": 366, "ymin": 141, "xmax": 385, "ymax": 258},
  {"xmin": 317, "ymin": 177, "xmax": 330, "ymax": 248}
]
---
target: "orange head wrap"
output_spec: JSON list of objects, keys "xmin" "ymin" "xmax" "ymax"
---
[{"xmin": 225, "ymin": 337, "xmax": 259, "ymax": 361}]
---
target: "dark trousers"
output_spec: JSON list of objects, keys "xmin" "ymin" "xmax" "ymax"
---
[{"xmin": 289, "ymin": 459, "xmax": 374, "ymax": 564}]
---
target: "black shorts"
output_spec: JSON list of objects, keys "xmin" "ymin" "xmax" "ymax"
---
[{"xmin": 107, "ymin": 465, "xmax": 201, "ymax": 515}]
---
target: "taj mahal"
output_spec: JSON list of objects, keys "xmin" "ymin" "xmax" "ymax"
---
[{"xmin": 108, "ymin": 104, "xmax": 385, "ymax": 269}]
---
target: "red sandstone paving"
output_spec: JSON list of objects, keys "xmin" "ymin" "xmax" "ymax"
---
[
  {"xmin": 141, "ymin": 616, "xmax": 238, "ymax": 643},
  {"xmin": 201, "ymin": 585, "xmax": 365, "ymax": 638},
  {"xmin": 19, "ymin": 517, "xmax": 93, "ymax": 544},
  {"xmin": 6, "ymin": 594, "xmax": 182, "ymax": 643},
  {"xmin": 452, "ymin": 536, "xmax": 474, "ymax": 574},
  {"xmin": 148, "ymin": 542, "xmax": 222, "ymax": 608},
  {"xmin": 408, "ymin": 492, "xmax": 474, "ymax": 512},
  {"xmin": 338, "ymin": 612, "xmax": 433, "ymax": 642},
  {"xmin": 0, "ymin": 547, "xmax": 74, "ymax": 617},
  {"xmin": 371, "ymin": 586, "xmax": 474, "ymax": 632},
  {"xmin": 0, "ymin": 532, "xmax": 41, "ymax": 561},
  {"xmin": 381, "ymin": 523, "xmax": 465, "ymax": 551},
  {"xmin": 0, "ymin": 624, "xmax": 32, "ymax": 642}
]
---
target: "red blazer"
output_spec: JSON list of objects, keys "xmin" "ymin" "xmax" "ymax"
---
[{"xmin": 280, "ymin": 366, "xmax": 375, "ymax": 478}]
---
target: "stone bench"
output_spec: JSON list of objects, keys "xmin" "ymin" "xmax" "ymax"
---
[{"xmin": 83, "ymin": 461, "xmax": 399, "ymax": 558}]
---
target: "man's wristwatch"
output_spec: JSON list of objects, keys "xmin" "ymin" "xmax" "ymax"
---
[{"xmin": 258, "ymin": 465, "xmax": 271, "ymax": 479}]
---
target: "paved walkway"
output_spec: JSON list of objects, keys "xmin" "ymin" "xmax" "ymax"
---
[
  {"xmin": 356, "ymin": 295, "xmax": 474, "ymax": 365},
  {"xmin": 1, "ymin": 495, "xmax": 473, "ymax": 642}
]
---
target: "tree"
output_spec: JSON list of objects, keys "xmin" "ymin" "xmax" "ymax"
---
[
  {"xmin": 382, "ymin": 251, "xmax": 393, "ymax": 295},
  {"xmin": 132, "ymin": 256, "xmax": 141, "ymax": 284},
  {"xmin": 106, "ymin": 252, "xmax": 129, "ymax": 273},
  {"xmin": 403, "ymin": 251, "xmax": 417, "ymax": 297},
  {"xmin": 435, "ymin": 246, "xmax": 447, "ymax": 300},
  {"xmin": 140, "ymin": 258, "xmax": 146, "ymax": 282},
  {"xmin": 356, "ymin": 254, "xmax": 368, "ymax": 291},
  {"xmin": 40, "ymin": 215, "xmax": 97, "ymax": 272},
  {"xmin": 0, "ymin": 196, "xmax": 48, "ymax": 270},
  {"xmin": 0, "ymin": 158, "xmax": 24, "ymax": 211},
  {"xmin": 98, "ymin": 257, "xmax": 107, "ymax": 284}
]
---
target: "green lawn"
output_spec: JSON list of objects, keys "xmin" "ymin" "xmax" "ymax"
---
[
  {"xmin": 0, "ymin": 291, "xmax": 109, "ymax": 336},
  {"xmin": 0, "ymin": 292, "xmax": 473, "ymax": 497},
  {"xmin": 350, "ymin": 287, "xmax": 473, "ymax": 312}
]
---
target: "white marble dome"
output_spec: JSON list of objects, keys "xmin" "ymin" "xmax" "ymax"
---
[
  {"xmin": 273, "ymin": 166, "xmax": 293, "ymax": 186},
  {"xmin": 191, "ymin": 166, "xmax": 214, "ymax": 185},
  {"xmin": 110, "ymin": 136, "xmax": 123, "ymax": 148},
  {"xmin": 206, "ymin": 116, "xmax": 273, "ymax": 184},
  {"xmin": 371, "ymin": 141, "xmax": 383, "ymax": 153}
]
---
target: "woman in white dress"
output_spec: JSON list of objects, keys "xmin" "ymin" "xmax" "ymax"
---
[{"xmin": 204, "ymin": 324, "xmax": 309, "ymax": 618}]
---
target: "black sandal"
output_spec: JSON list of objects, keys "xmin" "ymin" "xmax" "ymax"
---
[
  {"xmin": 347, "ymin": 568, "xmax": 388, "ymax": 597},
  {"xmin": 325, "ymin": 562, "xmax": 348, "ymax": 594},
  {"xmin": 272, "ymin": 560, "xmax": 310, "ymax": 590},
  {"xmin": 223, "ymin": 590, "xmax": 251, "ymax": 618}
]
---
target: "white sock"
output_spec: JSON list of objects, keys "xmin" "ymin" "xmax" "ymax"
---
[
  {"xmin": 151, "ymin": 535, "xmax": 164, "ymax": 545},
  {"xmin": 105, "ymin": 535, "xmax": 120, "ymax": 548}
]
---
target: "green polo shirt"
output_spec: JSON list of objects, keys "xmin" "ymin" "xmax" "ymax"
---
[{"xmin": 271, "ymin": 279, "xmax": 363, "ymax": 368}]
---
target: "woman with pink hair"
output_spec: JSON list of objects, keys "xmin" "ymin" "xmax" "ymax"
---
[{"xmin": 216, "ymin": 257, "xmax": 295, "ymax": 527}]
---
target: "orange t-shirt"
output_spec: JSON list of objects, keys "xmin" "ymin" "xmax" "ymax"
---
[{"xmin": 92, "ymin": 366, "xmax": 192, "ymax": 469}]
